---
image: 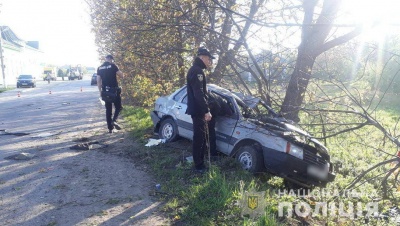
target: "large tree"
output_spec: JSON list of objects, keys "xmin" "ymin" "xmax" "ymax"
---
[
  {"xmin": 280, "ymin": 0, "xmax": 362, "ymax": 122},
  {"xmin": 86, "ymin": 0, "xmax": 365, "ymax": 115}
]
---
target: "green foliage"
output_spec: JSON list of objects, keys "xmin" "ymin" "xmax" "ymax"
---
[
  {"xmin": 250, "ymin": 207, "xmax": 280, "ymax": 226},
  {"xmin": 0, "ymin": 87, "xmax": 12, "ymax": 93},
  {"xmin": 86, "ymin": 0, "xmax": 308, "ymax": 108},
  {"xmin": 124, "ymin": 75, "xmax": 173, "ymax": 107},
  {"xmin": 296, "ymin": 79, "xmax": 400, "ymax": 224},
  {"xmin": 123, "ymin": 107, "xmax": 281, "ymax": 225},
  {"xmin": 180, "ymin": 168, "xmax": 233, "ymax": 224},
  {"xmin": 120, "ymin": 106, "xmax": 153, "ymax": 140},
  {"xmin": 121, "ymin": 90, "xmax": 400, "ymax": 225},
  {"xmin": 89, "ymin": 0, "xmax": 400, "ymax": 222},
  {"xmin": 57, "ymin": 69, "xmax": 64, "ymax": 77}
]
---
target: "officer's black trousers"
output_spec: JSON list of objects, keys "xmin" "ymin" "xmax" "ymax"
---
[
  {"xmin": 191, "ymin": 116, "xmax": 217, "ymax": 169},
  {"xmin": 105, "ymin": 94, "xmax": 122, "ymax": 131}
]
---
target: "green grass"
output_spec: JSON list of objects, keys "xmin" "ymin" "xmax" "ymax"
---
[
  {"xmin": 297, "ymin": 83, "xmax": 400, "ymax": 225},
  {"xmin": 121, "ymin": 106, "xmax": 154, "ymax": 141},
  {"xmin": 0, "ymin": 87, "xmax": 13, "ymax": 93},
  {"xmin": 123, "ymin": 103, "xmax": 400, "ymax": 225},
  {"xmin": 123, "ymin": 107, "xmax": 281, "ymax": 225}
]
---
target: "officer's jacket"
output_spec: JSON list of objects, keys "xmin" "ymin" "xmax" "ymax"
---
[
  {"xmin": 185, "ymin": 57, "xmax": 210, "ymax": 117},
  {"xmin": 97, "ymin": 62, "xmax": 119, "ymax": 88}
]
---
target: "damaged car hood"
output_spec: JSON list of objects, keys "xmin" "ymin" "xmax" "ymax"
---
[{"xmin": 237, "ymin": 95, "xmax": 330, "ymax": 159}]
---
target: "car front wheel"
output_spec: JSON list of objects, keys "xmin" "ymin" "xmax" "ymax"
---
[
  {"xmin": 236, "ymin": 145, "xmax": 264, "ymax": 173},
  {"xmin": 159, "ymin": 118, "xmax": 178, "ymax": 142}
]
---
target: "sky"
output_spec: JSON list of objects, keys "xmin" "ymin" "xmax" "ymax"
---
[{"xmin": 0, "ymin": 0, "xmax": 99, "ymax": 67}]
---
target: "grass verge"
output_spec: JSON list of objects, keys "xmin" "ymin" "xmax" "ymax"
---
[
  {"xmin": 0, "ymin": 87, "xmax": 13, "ymax": 93},
  {"xmin": 122, "ymin": 106, "xmax": 281, "ymax": 226},
  {"xmin": 122, "ymin": 105, "xmax": 400, "ymax": 225}
]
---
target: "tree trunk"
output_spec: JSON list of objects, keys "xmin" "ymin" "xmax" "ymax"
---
[
  {"xmin": 176, "ymin": 22, "xmax": 186, "ymax": 87},
  {"xmin": 280, "ymin": 0, "xmax": 356, "ymax": 122},
  {"xmin": 281, "ymin": 51, "xmax": 316, "ymax": 122}
]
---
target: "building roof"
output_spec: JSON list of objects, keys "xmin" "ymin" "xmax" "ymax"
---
[
  {"xmin": 0, "ymin": 26, "xmax": 39, "ymax": 50},
  {"xmin": 0, "ymin": 26, "xmax": 24, "ymax": 47}
]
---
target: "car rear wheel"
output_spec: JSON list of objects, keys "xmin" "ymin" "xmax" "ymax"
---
[
  {"xmin": 236, "ymin": 145, "xmax": 264, "ymax": 173},
  {"xmin": 159, "ymin": 118, "xmax": 179, "ymax": 142}
]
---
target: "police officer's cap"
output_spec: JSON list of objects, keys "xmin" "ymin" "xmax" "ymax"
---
[
  {"xmin": 105, "ymin": 55, "xmax": 114, "ymax": 60},
  {"xmin": 197, "ymin": 48, "xmax": 215, "ymax": 59}
]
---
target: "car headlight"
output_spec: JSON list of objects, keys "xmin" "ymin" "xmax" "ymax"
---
[{"xmin": 286, "ymin": 142, "xmax": 303, "ymax": 160}]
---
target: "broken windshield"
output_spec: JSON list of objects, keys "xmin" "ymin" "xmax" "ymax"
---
[{"xmin": 234, "ymin": 96, "xmax": 278, "ymax": 120}]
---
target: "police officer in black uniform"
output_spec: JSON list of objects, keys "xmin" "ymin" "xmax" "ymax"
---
[
  {"xmin": 97, "ymin": 55, "xmax": 124, "ymax": 133},
  {"xmin": 185, "ymin": 47, "xmax": 216, "ymax": 173}
]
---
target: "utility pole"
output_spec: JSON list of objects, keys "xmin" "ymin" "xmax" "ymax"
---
[
  {"xmin": 0, "ymin": 5, "xmax": 5, "ymax": 89},
  {"xmin": 0, "ymin": 31, "xmax": 6, "ymax": 89}
]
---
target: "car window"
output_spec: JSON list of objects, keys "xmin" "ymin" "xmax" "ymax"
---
[
  {"xmin": 209, "ymin": 91, "xmax": 236, "ymax": 116},
  {"xmin": 226, "ymin": 99, "xmax": 236, "ymax": 115},
  {"xmin": 182, "ymin": 95, "xmax": 187, "ymax": 104},
  {"xmin": 173, "ymin": 87, "xmax": 187, "ymax": 102},
  {"xmin": 19, "ymin": 75, "xmax": 32, "ymax": 79},
  {"xmin": 236, "ymin": 99, "xmax": 248, "ymax": 117}
]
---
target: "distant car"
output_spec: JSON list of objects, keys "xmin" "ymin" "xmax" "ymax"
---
[
  {"xmin": 150, "ymin": 84, "xmax": 335, "ymax": 188},
  {"xmin": 68, "ymin": 68, "xmax": 83, "ymax": 80},
  {"xmin": 91, "ymin": 73, "xmax": 97, "ymax": 85},
  {"xmin": 17, "ymin": 75, "xmax": 36, "ymax": 88},
  {"xmin": 43, "ymin": 74, "xmax": 57, "ymax": 81}
]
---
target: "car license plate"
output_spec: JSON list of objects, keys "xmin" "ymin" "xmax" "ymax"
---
[
  {"xmin": 307, "ymin": 165, "xmax": 328, "ymax": 180},
  {"xmin": 22, "ymin": 83, "xmax": 27, "ymax": 85}
]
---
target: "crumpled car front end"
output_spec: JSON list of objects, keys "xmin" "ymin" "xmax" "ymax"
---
[
  {"xmin": 267, "ymin": 127, "xmax": 335, "ymax": 188},
  {"xmin": 238, "ymin": 96, "xmax": 335, "ymax": 187}
]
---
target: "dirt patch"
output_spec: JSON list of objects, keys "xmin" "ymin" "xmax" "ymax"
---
[{"xmin": 0, "ymin": 119, "xmax": 169, "ymax": 225}]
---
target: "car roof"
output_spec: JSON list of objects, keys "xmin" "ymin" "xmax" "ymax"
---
[
  {"xmin": 207, "ymin": 84, "xmax": 232, "ymax": 96},
  {"xmin": 207, "ymin": 83, "xmax": 260, "ymax": 106}
]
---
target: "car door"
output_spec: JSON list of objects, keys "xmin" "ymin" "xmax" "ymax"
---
[
  {"xmin": 213, "ymin": 95, "xmax": 239, "ymax": 155},
  {"xmin": 171, "ymin": 87, "xmax": 239, "ymax": 154},
  {"xmin": 170, "ymin": 87, "xmax": 193, "ymax": 139}
]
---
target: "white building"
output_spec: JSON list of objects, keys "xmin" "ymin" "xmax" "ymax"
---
[{"xmin": 0, "ymin": 26, "xmax": 44, "ymax": 87}]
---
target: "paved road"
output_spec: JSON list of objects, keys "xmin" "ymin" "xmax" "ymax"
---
[
  {"xmin": 0, "ymin": 76, "xmax": 168, "ymax": 225},
  {"xmin": 0, "ymin": 75, "xmax": 100, "ymax": 159}
]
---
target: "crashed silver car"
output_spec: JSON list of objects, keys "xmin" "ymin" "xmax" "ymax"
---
[{"xmin": 150, "ymin": 84, "xmax": 335, "ymax": 187}]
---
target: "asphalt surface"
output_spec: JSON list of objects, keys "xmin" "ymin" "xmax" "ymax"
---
[
  {"xmin": 0, "ymin": 76, "xmax": 168, "ymax": 225},
  {"xmin": 0, "ymin": 76, "xmax": 99, "ymax": 158}
]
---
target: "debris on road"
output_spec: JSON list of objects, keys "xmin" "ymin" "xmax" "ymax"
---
[
  {"xmin": 70, "ymin": 141, "xmax": 107, "ymax": 151},
  {"xmin": 145, "ymin": 138, "xmax": 166, "ymax": 147},
  {"xmin": 31, "ymin": 132, "xmax": 59, "ymax": 138},
  {"xmin": 0, "ymin": 129, "xmax": 30, "ymax": 136},
  {"xmin": 5, "ymin": 152, "xmax": 36, "ymax": 160},
  {"xmin": 70, "ymin": 143, "xmax": 92, "ymax": 151}
]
